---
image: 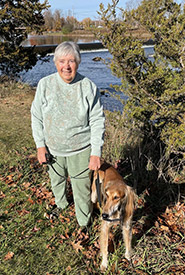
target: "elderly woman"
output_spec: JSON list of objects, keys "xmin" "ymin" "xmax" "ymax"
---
[{"xmin": 31, "ymin": 41, "xmax": 105, "ymax": 228}]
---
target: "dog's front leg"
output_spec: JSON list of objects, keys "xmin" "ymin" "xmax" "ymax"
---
[
  {"xmin": 122, "ymin": 220, "xmax": 132, "ymax": 260},
  {"xmin": 100, "ymin": 220, "xmax": 110, "ymax": 272},
  {"xmin": 91, "ymin": 177, "xmax": 98, "ymax": 203}
]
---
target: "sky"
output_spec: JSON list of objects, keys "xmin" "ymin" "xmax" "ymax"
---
[
  {"xmin": 42, "ymin": 0, "xmax": 128, "ymax": 21},
  {"xmin": 42, "ymin": 0, "xmax": 184, "ymax": 22}
]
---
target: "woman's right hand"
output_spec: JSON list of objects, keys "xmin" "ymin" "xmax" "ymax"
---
[{"xmin": 37, "ymin": 147, "xmax": 48, "ymax": 164}]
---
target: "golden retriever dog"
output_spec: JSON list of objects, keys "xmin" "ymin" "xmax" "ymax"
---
[{"xmin": 91, "ymin": 160, "xmax": 135, "ymax": 272}]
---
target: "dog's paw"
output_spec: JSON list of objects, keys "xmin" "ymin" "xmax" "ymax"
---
[
  {"xmin": 100, "ymin": 259, "xmax": 108, "ymax": 272},
  {"xmin": 125, "ymin": 251, "xmax": 131, "ymax": 261}
]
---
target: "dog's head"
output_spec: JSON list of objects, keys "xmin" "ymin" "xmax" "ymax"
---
[{"xmin": 102, "ymin": 180, "xmax": 134, "ymax": 222}]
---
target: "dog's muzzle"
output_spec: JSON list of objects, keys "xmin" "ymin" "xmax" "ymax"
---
[{"xmin": 102, "ymin": 212, "xmax": 121, "ymax": 222}]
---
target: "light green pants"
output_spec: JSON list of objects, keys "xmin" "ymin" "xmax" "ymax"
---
[{"xmin": 48, "ymin": 147, "xmax": 92, "ymax": 226}]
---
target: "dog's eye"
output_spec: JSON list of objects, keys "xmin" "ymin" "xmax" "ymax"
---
[{"xmin": 113, "ymin": 196, "xmax": 119, "ymax": 200}]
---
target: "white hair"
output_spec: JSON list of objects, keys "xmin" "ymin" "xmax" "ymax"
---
[{"xmin": 53, "ymin": 41, "xmax": 81, "ymax": 65}]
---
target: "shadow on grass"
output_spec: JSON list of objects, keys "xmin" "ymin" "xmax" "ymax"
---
[{"xmin": 115, "ymin": 142, "xmax": 184, "ymax": 246}]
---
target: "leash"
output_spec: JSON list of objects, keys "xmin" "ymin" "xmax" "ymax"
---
[
  {"xmin": 94, "ymin": 169, "xmax": 122, "ymax": 222},
  {"xmin": 95, "ymin": 170, "xmax": 102, "ymax": 207},
  {"xmin": 44, "ymin": 153, "xmax": 89, "ymax": 180},
  {"xmin": 50, "ymin": 162, "xmax": 89, "ymax": 179}
]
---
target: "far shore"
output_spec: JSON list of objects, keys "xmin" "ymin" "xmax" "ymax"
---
[
  {"xmin": 42, "ymin": 30, "xmax": 95, "ymax": 37},
  {"xmin": 32, "ymin": 27, "xmax": 152, "ymax": 41}
]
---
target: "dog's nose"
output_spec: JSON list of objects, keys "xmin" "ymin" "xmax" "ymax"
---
[{"xmin": 102, "ymin": 213, "xmax": 109, "ymax": 220}]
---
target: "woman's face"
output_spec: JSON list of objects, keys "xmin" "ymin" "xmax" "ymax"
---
[{"xmin": 55, "ymin": 54, "xmax": 78, "ymax": 83}]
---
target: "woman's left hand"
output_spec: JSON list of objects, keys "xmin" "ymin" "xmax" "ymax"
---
[{"xmin": 88, "ymin": 155, "xmax": 101, "ymax": 171}]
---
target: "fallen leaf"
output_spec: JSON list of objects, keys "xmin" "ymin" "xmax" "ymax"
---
[
  {"xmin": 5, "ymin": 175, "xmax": 14, "ymax": 185},
  {"xmin": 71, "ymin": 240, "xmax": 84, "ymax": 252},
  {"xmin": 22, "ymin": 182, "xmax": 31, "ymax": 189},
  {"xmin": 137, "ymin": 198, "xmax": 144, "ymax": 206},
  {"xmin": 4, "ymin": 251, "xmax": 14, "ymax": 260},
  {"xmin": 0, "ymin": 191, "xmax": 6, "ymax": 198},
  {"xmin": 46, "ymin": 244, "xmax": 55, "ymax": 250},
  {"xmin": 32, "ymin": 226, "xmax": 40, "ymax": 232},
  {"xmin": 27, "ymin": 197, "xmax": 34, "ymax": 204},
  {"xmin": 44, "ymin": 213, "xmax": 50, "ymax": 219},
  {"xmin": 64, "ymin": 217, "xmax": 70, "ymax": 222},
  {"xmin": 160, "ymin": 225, "xmax": 170, "ymax": 232},
  {"xmin": 60, "ymin": 234, "xmax": 67, "ymax": 240},
  {"xmin": 66, "ymin": 266, "xmax": 72, "ymax": 271},
  {"xmin": 17, "ymin": 209, "xmax": 30, "ymax": 216}
]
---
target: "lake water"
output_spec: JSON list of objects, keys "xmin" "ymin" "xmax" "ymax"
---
[{"xmin": 22, "ymin": 34, "xmax": 99, "ymax": 46}]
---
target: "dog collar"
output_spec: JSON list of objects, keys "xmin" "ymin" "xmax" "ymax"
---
[{"xmin": 102, "ymin": 217, "xmax": 121, "ymax": 222}]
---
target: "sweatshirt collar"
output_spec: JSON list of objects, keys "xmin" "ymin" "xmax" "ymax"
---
[{"xmin": 57, "ymin": 72, "xmax": 81, "ymax": 85}]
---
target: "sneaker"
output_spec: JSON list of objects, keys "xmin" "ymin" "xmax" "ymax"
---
[
  {"xmin": 79, "ymin": 218, "xmax": 93, "ymax": 237},
  {"xmin": 49, "ymin": 206, "xmax": 62, "ymax": 219},
  {"xmin": 80, "ymin": 226, "xmax": 89, "ymax": 235}
]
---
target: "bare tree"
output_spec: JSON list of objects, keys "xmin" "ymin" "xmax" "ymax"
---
[
  {"xmin": 43, "ymin": 9, "xmax": 54, "ymax": 31},
  {"xmin": 125, "ymin": 0, "xmax": 141, "ymax": 11},
  {"xmin": 82, "ymin": 18, "xmax": 92, "ymax": 29},
  {"xmin": 53, "ymin": 9, "xmax": 63, "ymax": 31}
]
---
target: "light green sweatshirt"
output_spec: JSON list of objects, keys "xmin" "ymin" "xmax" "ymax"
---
[{"xmin": 31, "ymin": 72, "xmax": 105, "ymax": 157}]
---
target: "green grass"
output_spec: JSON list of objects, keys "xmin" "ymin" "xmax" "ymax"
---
[
  {"xmin": 0, "ymin": 80, "xmax": 35, "ymax": 166},
  {"xmin": 0, "ymin": 79, "xmax": 184, "ymax": 274}
]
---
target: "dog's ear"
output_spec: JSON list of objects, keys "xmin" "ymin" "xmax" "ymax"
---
[{"xmin": 124, "ymin": 186, "xmax": 135, "ymax": 222}]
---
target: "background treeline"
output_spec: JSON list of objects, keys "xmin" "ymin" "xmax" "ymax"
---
[{"xmin": 43, "ymin": 9, "xmax": 101, "ymax": 33}]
